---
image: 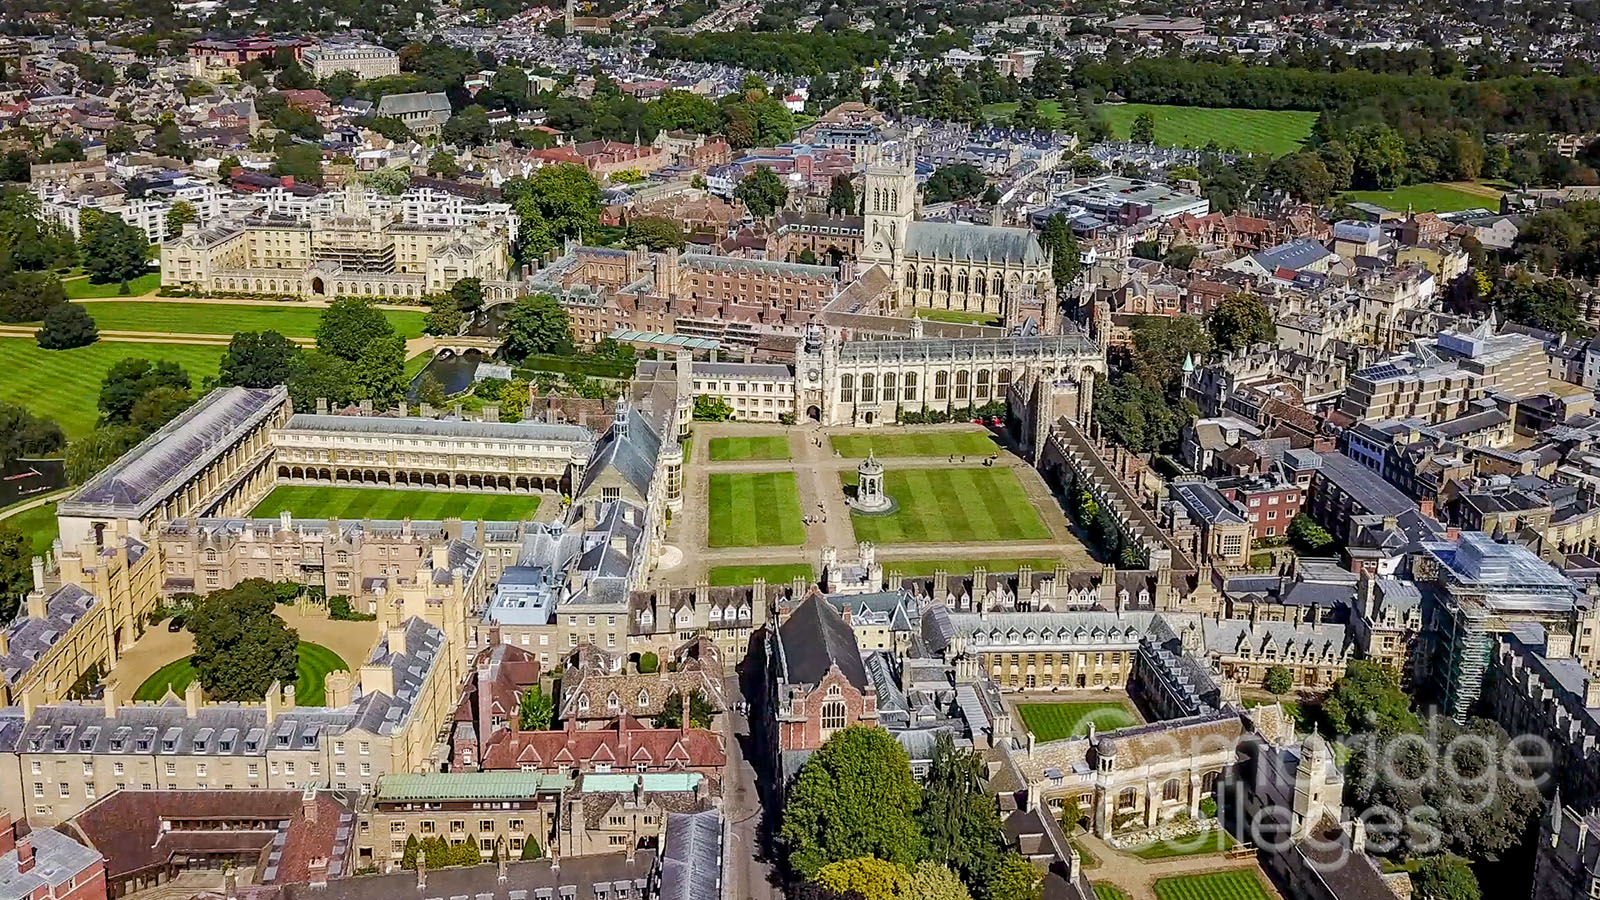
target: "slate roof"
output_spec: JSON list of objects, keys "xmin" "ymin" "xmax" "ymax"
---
[
  {"xmin": 0, "ymin": 828, "xmax": 101, "ymax": 900},
  {"xmin": 576, "ymin": 405, "xmax": 661, "ymax": 500},
  {"xmin": 1172, "ymin": 481, "xmax": 1246, "ymax": 525},
  {"xmin": 280, "ymin": 851, "xmax": 654, "ymax": 900},
  {"xmin": 905, "ymin": 220, "xmax": 1049, "ymax": 266},
  {"xmin": 284, "ymin": 414, "xmax": 593, "ymax": 444},
  {"xmin": 659, "ymin": 810, "xmax": 723, "ymax": 900},
  {"xmin": 2, "ymin": 585, "xmax": 97, "ymax": 686},
  {"xmin": 776, "ymin": 594, "xmax": 868, "ymax": 690},
  {"xmin": 375, "ymin": 91, "xmax": 450, "ymax": 116}
]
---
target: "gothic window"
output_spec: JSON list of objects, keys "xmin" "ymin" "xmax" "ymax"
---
[
  {"xmin": 1163, "ymin": 779, "xmax": 1180, "ymax": 801},
  {"xmin": 955, "ymin": 370, "xmax": 970, "ymax": 401},
  {"xmin": 957, "ymin": 270, "xmax": 969, "ymax": 293},
  {"xmin": 904, "ymin": 372, "xmax": 918, "ymax": 401},
  {"xmin": 976, "ymin": 369, "xmax": 991, "ymax": 400},
  {"xmin": 840, "ymin": 374, "xmax": 855, "ymax": 404},
  {"xmin": 905, "ymin": 267, "xmax": 916, "ymax": 288},
  {"xmin": 882, "ymin": 373, "xmax": 897, "ymax": 396},
  {"xmin": 939, "ymin": 269, "xmax": 952, "ymax": 291},
  {"xmin": 1118, "ymin": 788, "xmax": 1138, "ymax": 810},
  {"xmin": 976, "ymin": 273, "xmax": 987, "ymax": 296},
  {"xmin": 872, "ymin": 188, "xmax": 881, "ymax": 212},
  {"xmin": 860, "ymin": 374, "xmax": 876, "ymax": 404},
  {"xmin": 922, "ymin": 269, "xmax": 934, "ymax": 290},
  {"xmin": 998, "ymin": 368, "xmax": 1012, "ymax": 394},
  {"xmin": 934, "ymin": 371, "xmax": 949, "ymax": 401},
  {"xmin": 890, "ymin": 189, "xmax": 898, "ymax": 210}
]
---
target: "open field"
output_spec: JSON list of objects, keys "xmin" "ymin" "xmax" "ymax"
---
[
  {"xmin": 0, "ymin": 338, "xmax": 227, "ymax": 437},
  {"xmin": 65, "ymin": 302, "xmax": 426, "ymax": 338},
  {"xmin": 982, "ymin": 100, "xmax": 1067, "ymax": 127},
  {"xmin": 1017, "ymin": 700, "xmax": 1140, "ymax": 741},
  {"xmin": 829, "ymin": 431, "xmax": 1002, "ymax": 458},
  {"xmin": 1099, "ymin": 104, "xmax": 1317, "ymax": 155},
  {"xmin": 707, "ymin": 472, "xmax": 806, "ymax": 547},
  {"xmin": 3, "ymin": 501, "xmax": 60, "ymax": 555},
  {"xmin": 251, "ymin": 486, "xmax": 542, "ymax": 521},
  {"xmin": 1130, "ymin": 830, "xmax": 1236, "ymax": 859},
  {"xmin": 63, "ymin": 272, "xmax": 161, "ymax": 299},
  {"xmin": 708, "ymin": 436, "xmax": 793, "ymax": 461},
  {"xmin": 706, "ymin": 563, "xmax": 816, "ymax": 587},
  {"xmin": 842, "ymin": 467, "xmax": 1051, "ymax": 544},
  {"xmin": 914, "ymin": 309, "xmax": 1003, "ymax": 327},
  {"xmin": 882, "ymin": 557, "xmax": 1059, "ymax": 576},
  {"xmin": 133, "ymin": 640, "xmax": 350, "ymax": 706},
  {"xmin": 1153, "ymin": 871, "xmax": 1273, "ymax": 900},
  {"xmin": 1341, "ymin": 181, "xmax": 1502, "ymax": 213}
]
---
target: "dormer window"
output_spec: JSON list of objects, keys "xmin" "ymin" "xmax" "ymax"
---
[
  {"xmin": 578, "ymin": 695, "xmax": 590, "ymax": 713},
  {"xmin": 636, "ymin": 690, "xmax": 649, "ymax": 708}
]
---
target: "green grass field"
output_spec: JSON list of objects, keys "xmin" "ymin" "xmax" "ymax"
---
[
  {"xmin": 883, "ymin": 557, "xmax": 1059, "ymax": 576},
  {"xmin": 1130, "ymin": 830, "xmax": 1236, "ymax": 860},
  {"xmin": 1094, "ymin": 886, "xmax": 1130, "ymax": 900},
  {"xmin": 2, "ymin": 501, "xmax": 60, "ymax": 555},
  {"xmin": 1153, "ymin": 870, "xmax": 1272, "ymax": 900},
  {"xmin": 63, "ymin": 272, "xmax": 161, "ymax": 299},
  {"xmin": 829, "ymin": 431, "xmax": 1001, "ymax": 458},
  {"xmin": 1099, "ymin": 104, "xmax": 1316, "ymax": 155},
  {"xmin": 914, "ymin": 309, "xmax": 1003, "ymax": 327},
  {"xmin": 251, "ymin": 486, "xmax": 542, "ymax": 521},
  {"xmin": 133, "ymin": 640, "xmax": 350, "ymax": 705},
  {"xmin": 708, "ymin": 436, "xmax": 792, "ymax": 461},
  {"xmin": 982, "ymin": 100, "xmax": 1066, "ymax": 126},
  {"xmin": 706, "ymin": 563, "xmax": 816, "ymax": 587},
  {"xmin": 0, "ymin": 338, "xmax": 227, "ymax": 437},
  {"xmin": 1018, "ymin": 700, "xmax": 1140, "ymax": 741},
  {"xmin": 1341, "ymin": 182, "xmax": 1502, "ymax": 213},
  {"xmin": 708, "ymin": 472, "xmax": 806, "ymax": 547},
  {"xmin": 842, "ymin": 468, "xmax": 1050, "ymax": 544},
  {"xmin": 66, "ymin": 302, "xmax": 425, "ymax": 338}
]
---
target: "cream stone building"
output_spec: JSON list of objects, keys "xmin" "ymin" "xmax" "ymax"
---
[
  {"xmin": 360, "ymin": 771, "xmax": 568, "ymax": 868},
  {"xmin": 160, "ymin": 184, "xmax": 512, "ymax": 301},
  {"xmin": 303, "ymin": 43, "xmax": 400, "ymax": 79}
]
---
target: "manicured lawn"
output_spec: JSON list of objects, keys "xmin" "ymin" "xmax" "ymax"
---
[
  {"xmin": 1153, "ymin": 870, "xmax": 1272, "ymax": 900},
  {"xmin": 982, "ymin": 100, "xmax": 1066, "ymax": 126},
  {"xmin": 707, "ymin": 472, "xmax": 806, "ymax": 547},
  {"xmin": 404, "ymin": 350, "xmax": 436, "ymax": 385},
  {"xmin": 1094, "ymin": 887, "xmax": 1130, "ymax": 900},
  {"xmin": 0, "ymin": 338, "xmax": 227, "ymax": 437},
  {"xmin": 133, "ymin": 640, "xmax": 350, "ymax": 705},
  {"xmin": 1130, "ymin": 830, "xmax": 1236, "ymax": 859},
  {"xmin": 1341, "ymin": 181, "xmax": 1502, "ymax": 213},
  {"xmin": 251, "ymin": 486, "xmax": 542, "ymax": 521},
  {"xmin": 706, "ymin": 563, "xmax": 815, "ymax": 587},
  {"xmin": 708, "ymin": 436, "xmax": 792, "ymax": 461},
  {"xmin": 62, "ymin": 272, "xmax": 161, "ymax": 298},
  {"xmin": 881, "ymin": 557, "xmax": 1058, "ymax": 577},
  {"xmin": 1098, "ymin": 104, "xmax": 1318, "ymax": 156},
  {"xmin": 1018, "ymin": 700, "xmax": 1139, "ymax": 741},
  {"xmin": 2, "ymin": 501, "xmax": 60, "ymax": 555},
  {"xmin": 1071, "ymin": 839, "xmax": 1099, "ymax": 868},
  {"xmin": 915, "ymin": 308, "xmax": 1003, "ymax": 327},
  {"xmin": 829, "ymin": 431, "xmax": 1001, "ymax": 458},
  {"xmin": 841, "ymin": 467, "xmax": 1050, "ymax": 544},
  {"xmin": 67, "ymin": 301, "xmax": 425, "ymax": 338}
]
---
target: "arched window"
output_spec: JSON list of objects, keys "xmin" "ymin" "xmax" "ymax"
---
[
  {"xmin": 1118, "ymin": 788, "xmax": 1138, "ymax": 811},
  {"xmin": 905, "ymin": 267, "xmax": 916, "ymax": 288},
  {"xmin": 860, "ymin": 373, "xmax": 876, "ymax": 404},
  {"xmin": 939, "ymin": 269, "xmax": 951, "ymax": 291},
  {"xmin": 957, "ymin": 270, "xmax": 969, "ymax": 293},
  {"xmin": 922, "ymin": 269, "xmax": 934, "ymax": 290},
  {"xmin": 934, "ymin": 371, "xmax": 949, "ymax": 401},
  {"xmin": 998, "ymin": 368, "xmax": 1012, "ymax": 394},
  {"xmin": 1201, "ymin": 771, "xmax": 1219, "ymax": 794},
  {"xmin": 904, "ymin": 372, "xmax": 917, "ymax": 401},
  {"xmin": 840, "ymin": 374, "xmax": 855, "ymax": 404},
  {"xmin": 976, "ymin": 369, "xmax": 991, "ymax": 400},
  {"xmin": 821, "ymin": 700, "xmax": 847, "ymax": 732},
  {"xmin": 955, "ymin": 370, "xmax": 970, "ymax": 401},
  {"xmin": 1163, "ymin": 779, "xmax": 1181, "ymax": 801},
  {"xmin": 882, "ymin": 373, "xmax": 897, "ymax": 396},
  {"xmin": 890, "ymin": 189, "xmax": 898, "ymax": 210},
  {"xmin": 975, "ymin": 274, "xmax": 987, "ymax": 296}
]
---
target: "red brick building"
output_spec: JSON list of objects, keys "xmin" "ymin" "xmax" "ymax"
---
[
  {"xmin": 0, "ymin": 815, "xmax": 106, "ymax": 900},
  {"xmin": 765, "ymin": 595, "xmax": 878, "ymax": 783},
  {"xmin": 1214, "ymin": 474, "xmax": 1305, "ymax": 541},
  {"xmin": 477, "ymin": 715, "xmax": 725, "ymax": 777},
  {"xmin": 450, "ymin": 642, "xmax": 541, "ymax": 771}
]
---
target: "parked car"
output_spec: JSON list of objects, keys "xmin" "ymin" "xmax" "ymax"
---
[{"xmin": 167, "ymin": 616, "xmax": 185, "ymax": 632}]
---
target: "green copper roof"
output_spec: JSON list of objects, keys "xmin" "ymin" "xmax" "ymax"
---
[{"xmin": 375, "ymin": 772, "xmax": 572, "ymax": 802}]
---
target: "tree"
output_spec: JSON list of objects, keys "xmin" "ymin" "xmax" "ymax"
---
[
  {"xmin": 653, "ymin": 689, "xmax": 716, "ymax": 729},
  {"xmin": 415, "ymin": 373, "xmax": 448, "ymax": 407},
  {"xmin": 983, "ymin": 854, "xmax": 1042, "ymax": 900},
  {"xmin": 1287, "ymin": 513, "xmax": 1333, "ymax": 553},
  {"xmin": 623, "ymin": 216, "xmax": 685, "ymax": 251},
  {"xmin": 79, "ymin": 211, "xmax": 149, "ymax": 284},
  {"xmin": 1207, "ymin": 293, "xmax": 1276, "ymax": 354},
  {"xmin": 402, "ymin": 835, "xmax": 421, "ymax": 870},
  {"xmin": 442, "ymin": 105, "xmax": 493, "ymax": 145},
  {"xmin": 780, "ymin": 725, "xmax": 925, "ymax": 877},
  {"xmin": 518, "ymin": 685, "xmax": 554, "ymax": 730},
  {"xmin": 362, "ymin": 167, "xmax": 411, "ymax": 196},
  {"xmin": 0, "ymin": 271, "xmax": 67, "ymax": 323},
  {"xmin": 812, "ymin": 858, "xmax": 909, "ymax": 900},
  {"xmin": 519, "ymin": 839, "xmax": 543, "ymax": 860},
  {"xmin": 735, "ymin": 166, "xmax": 789, "ymax": 217},
  {"xmin": 64, "ymin": 425, "xmax": 143, "ymax": 483},
  {"xmin": 923, "ymin": 164, "xmax": 986, "ymax": 204},
  {"xmin": 452, "ymin": 838, "xmax": 482, "ymax": 866},
  {"xmin": 0, "ymin": 522, "xmax": 32, "ymax": 622},
  {"xmin": 1039, "ymin": 214, "xmax": 1081, "ymax": 287},
  {"xmin": 638, "ymin": 651, "xmax": 660, "ymax": 673},
  {"xmin": 428, "ymin": 151, "xmax": 460, "ymax": 178},
  {"xmin": 352, "ymin": 336, "xmax": 408, "ymax": 408},
  {"xmin": 1264, "ymin": 665, "xmax": 1294, "ymax": 695},
  {"xmin": 219, "ymin": 331, "xmax": 300, "ymax": 388},
  {"xmin": 502, "ymin": 164, "xmax": 602, "ymax": 256},
  {"xmin": 0, "ymin": 402, "xmax": 63, "ymax": 467},
  {"xmin": 129, "ymin": 386, "xmax": 194, "ymax": 435},
  {"xmin": 99, "ymin": 359, "xmax": 190, "ymax": 425},
  {"xmin": 501, "ymin": 294, "xmax": 573, "ymax": 361},
  {"xmin": 906, "ymin": 862, "xmax": 971, "ymax": 900},
  {"xmin": 1495, "ymin": 273, "xmax": 1582, "ymax": 334},
  {"xmin": 827, "ymin": 174, "xmax": 857, "ymax": 216},
  {"xmin": 1323, "ymin": 660, "xmax": 1420, "ymax": 737},
  {"xmin": 271, "ymin": 145, "xmax": 324, "ymax": 186},
  {"xmin": 316, "ymin": 298, "xmax": 397, "ymax": 362},
  {"xmin": 36, "ymin": 304, "xmax": 98, "ymax": 349},
  {"xmin": 187, "ymin": 579, "xmax": 300, "ymax": 701},
  {"xmin": 692, "ymin": 395, "xmax": 732, "ymax": 422},
  {"xmin": 423, "ymin": 303, "xmax": 466, "ymax": 336},
  {"xmin": 1130, "ymin": 112, "xmax": 1158, "ymax": 145},
  {"xmin": 450, "ymin": 277, "xmax": 485, "ymax": 311},
  {"xmin": 1411, "ymin": 856, "xmax": 1480, "ymax": 900},
  {"xmin": 165, "ymin": 201, "xmax": 199, "ymax": 238},
  {"xmin": 287, "ymin": 351, "xmax": 355, "ymax": 413}
]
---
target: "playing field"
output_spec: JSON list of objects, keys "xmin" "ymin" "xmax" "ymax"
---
[
  {"xmin": 67, "ymin": 302, "xmax": 426, "ymax": 338},
  {"xmin": 62, "ymin": 272, "xmax": 161, "ymax": 298},
  {"xmin": 708, "ymin": 436, "xmax": 792, "ymax": 461},
  {"xmin": 133, "ymin": 640, "xmax": 350, "ymax": 705},
  {"xmin": 882, "ymin": 557, "xmax": 1059, "ymax": 576},
  {"xmin": 1099, "ymin": 104, "xmax": 1317, "ymax": 155},
  {"xmin": 706, "ymin": 563, "xmax": 816, "ymax": 587},
  {"xmin": 1130, "ymin": 830, "xmax": 1236, "ymax": 859},
  {"xmin": 1153, "ymin": 870, "xmax": 1273, "ymax": 900},
  {"xmin": 829, "ymin": 431, "xmax": 1001, "ymax": 458},
  {"xmin": 0, "ymin": 338, "xmax": 227, "ymax": 437},
  {"xmin": 1, "ymin": 501, "xmax": 60, "ymax": 555},
  {"xmin": 982, "ymin": 100, "xmax": 1067, "ymax": 127},
  {"xmin": 707, "ymin": 472, "xmax": 806, "ymax": 547},
  {"xmin": 1341, "ymin": 181, "xmax": 1502, "ymax": 213},
  {"xmin": 251, "ymin": 486, "xmax": 542, "ymax": 521},
  {"xmin": 842, "ymin": 468, "xmax": 1050, "ymax": 544},
  {"xmin": 1018, "ymin": 700, "xmax": 1140, "ymax": 741}
]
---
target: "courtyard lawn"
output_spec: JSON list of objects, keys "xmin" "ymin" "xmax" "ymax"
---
[
  {"xmin": 841, "ymin": 468, "xmax": 1050, "ymax": 544},
  {"xmin": 1130, "ymin": 830, "xmax": 1236, "ymax": 860},
  {"xmin": 706, "ymin": 563, "xmax": 816, "ymax": 587},
  {"xmin": 1340, "ymin": 181, "xmax": 1502, "ymax": 213},
  {"xmin": 708, "ymin": 436, "xmax": 793, "ymax": 462},
  {"xmin": 829, "ymin": 431, "xmax": 1001, "ymax": 458},
  {"xmin": 67, "ymin": 301, "xmax": 426, "ymax": 339},
  {"xmin": 881, "ymin": 557, "xmax": 1058, "ymax": 577},
  {"xmin": 0, "ymin": 338, "xmax": 227, "ymax": 437},
  {"xmin": 1094, "ymin": 887, "xmax": 1131, "ymax": 900},
  {"xmin": 250, "ymin": 486, "xmax": 542, "ymax": 521},
  {"xmin": 132, "ymin": 640, "xmax": 350, "ymax": 705},
  {"xmin": 1018, "ymin": 700, "xmax": 1140, "ymax": 741},
  {"xmin": 2, "ymin": 501, "xmax": 60, "ymax": 555},
  {"xmin": 1153, "ymin": 870, "xmax": 1273, "ymax": 900},
  {"xmin": 707, "ymin": 472, "xmax": 806, "ymax": 547},
  {"xmin": 914, "ymin": 308, "xmax": 1003, "ymax": 327},
  {"xmin": 62, "ymin": 272, "xmax": 161, "ymax": 299},
  {"xmin": 1098, "ymin": 104, "xmax": 1318, "ymax": 156}
]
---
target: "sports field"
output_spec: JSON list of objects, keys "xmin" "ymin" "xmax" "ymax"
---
[
  {"xmin": 708, "ymin": 436, "xmax": 792, "ymax": 461},
  {"xmin": 1341, "ymin": 181, "xmax": 1502, "ymax": 213},
  {"xmin": 1018, "ymin": 700, "xmax": 1140, "ymax": 741},
  {"xmin": 251, "ymin": 486, "xmax": 542, "ymax": 521},
  {"xmin": 841, "ymin": 467, "xmax": 1050, "ymax": 544},
  {"xmin": 1130, "ymin": 830, "xmax": 1236, "ymax": 859},
  {"xmin": 63, "ymin": 272, "xmax": 161, "ymax": 299},
  {"xmin": 1098, "ymin": 104, "xmax": 1317, "ymax": 155},
  {"xmin": 982, "ymin": 99, "xmax": 1067, "ymax": 127},
  {"xmin": 829, "ymin": 431, "xmax": 1001, "ymax": 458},
  {"xmin": 1152, "ymin": 870, "xmax": 1272, "ymax": 900},
  {"xmin": 882, "ymin": 557, "xmax": 1058, "ymax": 576},
  {"xmin": 66, "ymin": 301, "xmax": 426, "ymax": 338},
  {"xmin": 0, "ymin": 338, "xmax": 226, "ymax": 437},
  {"xmin": 133, "ymin": 641, "xmax": 350, "ymax": 705},
  {"xmin": 707, "ymin": 472, "xmax": 806, "ymax": 547},
  {"xmin": 706, "ymin": 563, "xmax": 816, "ymax": 587}
]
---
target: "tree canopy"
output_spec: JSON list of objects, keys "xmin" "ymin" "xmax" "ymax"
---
[
  {"xmin": 1322, "ymin": 660, "xmax": 1419, "ymax": 736},
  {"xmin": 735, "ymin": 166, "xmax": 789, "ymax": 218},
  {"xmin": 923, "ymin": 164, "xmax": 986, "ymax": 204},
  {"xmin": 79, "ymin": 210, "xmax": 149, "ymax": 285},
  {"xmin": 501, "ymin": 294, "xmax": 574, "ymax": 361},
  {"xmin": 1208, "ymin": 293, "xmax": 1277, "ymax": 354},
  {"xmin": 219, "ymin": 331, "xmax": 300, "ymax": 388},
  {"xmin": 187, "ymin": 579, "xmax": 300, "ymax": 701},
  {"xmin": 99, "ymin": 358, "xmax": 191, "ymax": 427},
  {"xmin": 781, "ymin": 725, "xmax": 926, "ymax": 877}
]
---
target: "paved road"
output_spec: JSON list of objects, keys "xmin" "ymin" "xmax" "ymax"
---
[{"xmin": 722, "ymin": 672, "xmax": 778, "ymax": 900}]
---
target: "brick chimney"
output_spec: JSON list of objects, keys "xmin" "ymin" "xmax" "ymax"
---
[{"xmin": 16, "ymin": 838, "xmax": 34, "ymax": 874}]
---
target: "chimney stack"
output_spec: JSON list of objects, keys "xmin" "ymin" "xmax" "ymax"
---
[{"xmin": 16, "ymin": 839, "xmax": 34, "ymax": 874}]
